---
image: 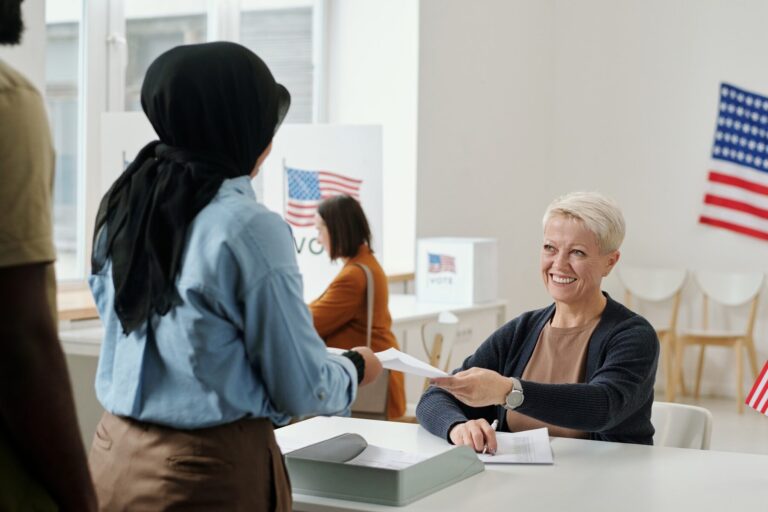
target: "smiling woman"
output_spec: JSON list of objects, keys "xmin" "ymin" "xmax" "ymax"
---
[{"xmin": 416, "ymin": 191, "xmax": 660, "ymax": 452}]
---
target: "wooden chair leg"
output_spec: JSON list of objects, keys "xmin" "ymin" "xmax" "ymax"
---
[
  {"xmin": 694, "ymin": 345, "xmax": 706, "ymax": 400},
  {"xmin": 745, "ymin": 335, "xmax": 760, "ymax": 381},
  {"xmin": 736, "ymin": 339, "xmax": 744, "ymax": 414},
  {"xmin": 675, "ymin": 337, "xmax": 686, "ymax": 398},
  {"xmin": 662, "ymin": 334, "xmax": 674, "ymax": 402}
]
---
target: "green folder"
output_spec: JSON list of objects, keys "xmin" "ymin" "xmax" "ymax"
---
[{"xmin": 285, "ymin": 433, "xmax": 484, "ymax": 506}]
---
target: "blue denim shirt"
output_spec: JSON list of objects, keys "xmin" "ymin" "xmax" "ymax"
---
[{"xmin": 90, "ymin": 176, "xmax": 357, "ymax": 428}]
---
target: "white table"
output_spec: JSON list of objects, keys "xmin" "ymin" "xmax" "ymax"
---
[
  {"xmin": 276, "ymin": 416, "xmax": 768, "ymax": 512},
  {"xmin": 58, "ymin": 295, "xmax": 507, "ymax": 358},
  {"xmin": 389, "ymin": 294, "xmax": 506, "ymax": 333}
]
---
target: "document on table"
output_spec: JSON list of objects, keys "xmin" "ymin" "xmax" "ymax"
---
[
  {"xmin": 345, "ymin": 444, "xmax": 431, "ymax": 470},
  {"xmin": 478, "ymin": 427, "xmax": 553, "ymax": 464},
  {"xmin": 375, "ymin": 348, "xmax": 449, "ymax": 378}
]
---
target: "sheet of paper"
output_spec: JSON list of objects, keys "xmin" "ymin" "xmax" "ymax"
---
[
  {"xmin": 344, "ymin": 444, "xmax": 431, "ymax": 470},
  {"xmin": 375, "ymin": 348, "xmax": 449, "ymax": 378},
  {"xmin": 478, "ymin": 427, "xmax": 553, "ymax": 464},
  {"xmin": 327, "ymin": 347, "xmax": 345, "ymax": 355}
]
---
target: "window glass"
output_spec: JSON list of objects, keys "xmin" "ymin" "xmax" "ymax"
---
[
  {"xmin": 240, "ymin": 1, "xmax": 314, "ymax": 122},
  {"xmin": 45, "ymin": 0, "xmax": 82, "ymax": 279},
  {"xmin": 125, "ymin": 1, "xmax": 207, "ymax": 110}
]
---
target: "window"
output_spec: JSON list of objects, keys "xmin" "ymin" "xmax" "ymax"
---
[
  {"xmin": 240, "ymin": 2, "xmax": 315, "ymax": 123},
  {"xmin": 46, "ymin": 0, "xmax": 82, "ymax": 280},
  {"xmin": 42, "ymin": 0, "xmax": 321, "ymax": 282},
  {"xmin": 124, "ymin": 2, "xmax": 208, "ymax": 111}
]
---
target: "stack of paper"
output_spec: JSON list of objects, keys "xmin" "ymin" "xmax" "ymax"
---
[{"xmin": 479, "ymin": 427, "xmax": 553, "ymax": 464}]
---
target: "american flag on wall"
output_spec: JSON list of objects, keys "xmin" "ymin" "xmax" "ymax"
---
[
  {"xmin": 700, "ymin": 83, "xmax": 768, "ymax": 241},
  {"xmin": 746, "ymin": 360, "xmax": 768, "ymax": 416},
  {"xmin": 428, "ymin": 253, "xmax": 456, "ymax": 273},
  {"xmin": 284, "ymin": 166, "xmax": 363, "ymax": 227}
]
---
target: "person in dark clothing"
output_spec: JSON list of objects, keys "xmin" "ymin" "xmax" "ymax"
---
[{"xmin": 418, "ymin": 192, "xmax": 659, "ymax": 451}]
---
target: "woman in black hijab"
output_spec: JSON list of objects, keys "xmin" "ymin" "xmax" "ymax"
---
[{"xmin": 88, "ymin": 42, "xmax": 382, "ymax": 510}]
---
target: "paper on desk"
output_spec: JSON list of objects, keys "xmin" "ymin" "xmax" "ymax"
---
[
  {"xmin": 478, "ymin": 427, "xmax": 553, "ymax": 464},
  {"xmin": 345, "ymin": 444, "xmax": 430, "ymax": 470},
  {"xmin": 375, "ymin": 348, "xmax": 449, "ymax": 378}
]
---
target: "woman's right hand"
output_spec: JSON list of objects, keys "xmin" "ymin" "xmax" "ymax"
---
[
  {"xmin": 449, "ymin": 419, "xmax": 498, "ymax": 454},
  {"xmin": 350, "ymin": 346, "xmax": 383, "ymax": 386}
]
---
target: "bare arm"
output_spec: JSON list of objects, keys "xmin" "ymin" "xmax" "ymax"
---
[{"xmin": 0, "ymin": 264, "xmax": 97, "ymax": 512}]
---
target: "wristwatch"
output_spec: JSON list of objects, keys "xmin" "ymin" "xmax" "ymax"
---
[{"xmin": 503, "ymin": 377, "xmax": 524, "ymax": 411}]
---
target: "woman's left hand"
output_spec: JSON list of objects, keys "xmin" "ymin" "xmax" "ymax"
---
[{"xmin": 430, "ymin": 368, "xmax": 514, "ymax": 407}]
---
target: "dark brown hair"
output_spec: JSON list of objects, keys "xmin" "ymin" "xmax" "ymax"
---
[
  {"xmin": 0, "ymin": 1, "xmax": 24, "ymax": 46},
  {"xmin": 317, "ymin": 195, "xmax": 372, "ymax": 261}
]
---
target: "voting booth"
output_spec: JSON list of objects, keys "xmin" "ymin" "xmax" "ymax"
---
[
  {"xmin": 416, "ymin": 238, "xmax": 498, "ymax": 305},
  {"xmin": 101, "ymin": 114, "xmax": 383, "ymax": 301}
]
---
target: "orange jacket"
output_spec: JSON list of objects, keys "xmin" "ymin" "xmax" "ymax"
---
[{"xmin": 309, "ymin": 246, "xmax": 405, "ymax": 419}]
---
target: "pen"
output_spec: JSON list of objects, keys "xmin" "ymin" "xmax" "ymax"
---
[{"xmin": 482, "ymin": 419, "xmax": 499, "ymax": 455}]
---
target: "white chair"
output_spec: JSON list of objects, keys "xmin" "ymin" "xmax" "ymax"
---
[
  {"xmin": 651, "ymin": 401, "xmax": 713, "ymax": 450},
  {"xmin": 618, "ymin": 265, "xmax": 687, "ymax": 402},
  {"xmin": 676, "ymin": 271, "xmax": 764, "ymax": 413},
  {"xmin": 420, "ymin": 311, "xmax": 460, "ymax": 392}
]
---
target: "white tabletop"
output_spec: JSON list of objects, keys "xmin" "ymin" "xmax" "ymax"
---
[
  {"xmin": 275, "ymin": 416, "xmax": 768, "ymax": 512},
  {"xmin": 388, "ymin": 294, "xmax": 506, "ymax": 325}
]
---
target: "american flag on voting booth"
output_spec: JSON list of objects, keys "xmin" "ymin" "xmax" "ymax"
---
[
  {"xmin": 746, "ymin": 360, "xmax": 768, "ymax": 416},
  {"xmin": 428, "ymin": 253, "xmax": 456, "ymax": 273},
  {"xmin": 700, "ymin": 83, "xmax": 768, "ymax": 241},
  {"xmin": 284, "ymin": 166, "xmax": 363, "ymax": 227}
]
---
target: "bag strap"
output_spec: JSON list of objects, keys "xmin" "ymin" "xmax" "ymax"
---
[{"xmin": 353, "ymin": 263, "xmax": 374, "ymax": 348}]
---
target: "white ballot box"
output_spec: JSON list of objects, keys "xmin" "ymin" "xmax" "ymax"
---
[{"xmin": 416, "ymin": 237, "xmax": 498, "ymax": 305}]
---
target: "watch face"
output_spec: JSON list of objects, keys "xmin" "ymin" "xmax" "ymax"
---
[{"xmin": 506, "ymin": 390, "xmax": 524, "ymax": 409}]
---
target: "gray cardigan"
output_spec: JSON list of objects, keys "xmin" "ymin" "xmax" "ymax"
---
[{"xmin": 416, "ymin": 294, "xmax": 659, "ymax": 445}]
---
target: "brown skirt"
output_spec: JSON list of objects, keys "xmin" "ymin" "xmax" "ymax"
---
[{"xmin": 89, "ymin": 412, "xmax": 291, "ymax": 511}]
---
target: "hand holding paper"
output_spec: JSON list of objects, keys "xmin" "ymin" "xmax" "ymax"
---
[{"xmin": 374, "ymin": 348, "xmax": 449, "ymax": 378}]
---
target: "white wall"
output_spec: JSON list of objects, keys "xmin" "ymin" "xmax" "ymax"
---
[
  {"xmin": 0, "ymin": 0, "xmax": 45, "ymax": 91},
  {"xmin": 418, "ymin": 0, "xmax": 768, "ymax": 397},
  {"xmin": 325, "ymin": 0, "xmax": 419, "ymax": 274}
]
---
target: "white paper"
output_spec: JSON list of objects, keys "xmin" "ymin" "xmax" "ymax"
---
[
  {"xmin": 345, "ymin": 444, "xmax": 430, "ymax": 470},
  {"xmin": 478, "ymin": 427, "xmax": 553, "ymax": 464},
  {"xmin": 327, "ymin": 347, "xmax": 345, "ymax": 355},
  {"xmin": 375, "ymin": 348, "xmax": 449, "ymax": 378}
]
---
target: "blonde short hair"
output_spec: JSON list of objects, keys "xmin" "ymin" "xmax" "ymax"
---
[{"xmin": 542, "ymin": 191, "xmax": 625, "ymax": 253}]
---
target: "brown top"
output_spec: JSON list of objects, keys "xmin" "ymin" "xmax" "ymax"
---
[
  {"xmin": 309, "ymin": 245, "xmax": 405, "ymax": 418},
  {"xmin": 506, "ymin": 316, "xmax": 600, "ymax": 439},
  {"xmin": 0, "ymin": 59, "xmax": 57, "ymax": 321}
]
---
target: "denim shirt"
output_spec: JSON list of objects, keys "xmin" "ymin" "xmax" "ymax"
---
[{"xmin": 90, "ymin": 176, "xmax": 357, "ymax": 428}]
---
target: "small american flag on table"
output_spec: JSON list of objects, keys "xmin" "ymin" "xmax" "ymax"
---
[
  {"xmin": 284, "ymin": 166, "xmax": 362, "ymax": 227},
  {"xmin": 746, "ymin": 360, "xmax": 768, "ymax": 416},
  {"xmin": 700, "ymin": 83, "xmax": 768, "ymax": 241}
]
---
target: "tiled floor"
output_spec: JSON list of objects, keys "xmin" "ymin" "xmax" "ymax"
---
[{"xmin": 673, "ymin": 395, "xmax": 768, "ymax": 454}]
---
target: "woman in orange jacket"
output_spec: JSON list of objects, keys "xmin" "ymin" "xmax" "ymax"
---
[{"xmin": 309, "ymin": 195, "xmax": 406, "ymax": 419}]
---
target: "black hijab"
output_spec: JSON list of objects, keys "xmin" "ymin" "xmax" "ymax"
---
[{"xmin": 92, "ymin": 42, "xmax": 290, "ymax": 334}]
